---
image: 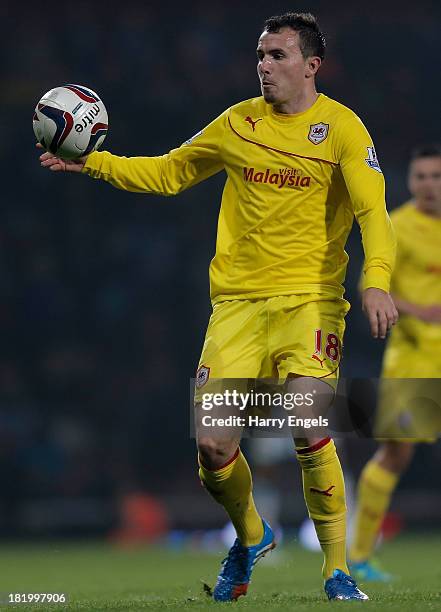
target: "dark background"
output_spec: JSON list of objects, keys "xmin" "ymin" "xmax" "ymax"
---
[{"xmin": 0, "ymin": 0, "xmax": 440, "ymax": 538}]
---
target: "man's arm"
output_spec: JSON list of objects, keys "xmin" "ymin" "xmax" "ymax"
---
[
  {"xmin": 392, "ymin": 296, "xmax": 441, "ymax": 323},
  {"xmin": 338, "ymin": 114, "xmax": 398, "ymax": 338},
  {"xmin": 39, "ymin": 110, "xmax": 228, "ymax": 195}
]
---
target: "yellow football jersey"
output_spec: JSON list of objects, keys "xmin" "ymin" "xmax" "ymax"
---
[
  {"xmin": 388, "ymin": 201, "xmax": 441, "ymax": 344},
  {"xmin": 375, "ymin": 202, "xmax": 441, "ymax": 439},
  {"xmin": 83, "ymin": 93, "xmax": 395, "ymax": 304}
]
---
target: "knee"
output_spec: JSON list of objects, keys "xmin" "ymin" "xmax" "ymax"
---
[
  {"xmin": 376, "ymin": 441, "xmax": 415, "ymax": 474},
  {"xmin": 197, "ymin": 437, "xmax": 238, "ymax": 470}
]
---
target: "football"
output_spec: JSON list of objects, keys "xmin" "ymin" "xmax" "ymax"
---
[{"xmin": 33, "ymin": 84, "xmax": 108, "ymax": 159}]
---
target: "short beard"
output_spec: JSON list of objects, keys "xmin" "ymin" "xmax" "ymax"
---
[{"xmin": 262, "ymin": 90, "xmax": 277, "ymax": 103}]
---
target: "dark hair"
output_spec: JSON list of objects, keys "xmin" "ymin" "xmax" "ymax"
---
[
  {"xmin": 410, "ymin": 144, "xmax": 441, "ymax": 161},
  {"xmin": 263, "ymin": 12, "xmax": 326, "ymax": 60}
]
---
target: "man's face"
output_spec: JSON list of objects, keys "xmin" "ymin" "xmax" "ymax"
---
[
  {"xmin": 408, "ymin": 156, "xmax": 441, "ymax": 212},
  {"xmin": 256, "ymin": 28, "xmax": 313, "ymax": 106}
]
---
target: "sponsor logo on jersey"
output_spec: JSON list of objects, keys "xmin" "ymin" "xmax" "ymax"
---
[
  {"xmin": 243, "ymin": 166, "xmax": 311, "ymax": 188},
  {"xmin": 184, "ymin": 130, "xmax": 203, "ymax": 145},
  {"xmin": 245, "ymin": 116, "xmax": 263, "ymax": 131},
  {"xmin": 196, "ymin": 365, "xmax": 210, "ymax": 388},
  {"xmin": 308, "ymin": 122, "xmax": 329, "ymax": 144},
  {"xmin": 365, "ymin": 146, "xmax": 382, "ymax": 173}
]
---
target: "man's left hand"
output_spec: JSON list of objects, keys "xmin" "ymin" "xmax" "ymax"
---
[{"xmin": 362, "ymin": 288, "xmax": 399, "ymax": 339}]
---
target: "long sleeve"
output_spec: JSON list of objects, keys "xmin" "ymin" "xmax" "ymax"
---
[
  {"xmin": 81, "ymin": 110, "xmax": 228, "ymax": 196},
  {"xmin": 337, "ymin": 115, "xmax": 396, "ymax": 292}
]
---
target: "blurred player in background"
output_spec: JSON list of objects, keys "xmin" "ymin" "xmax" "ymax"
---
[
  {"xmin": 349, "ymin": 145, "xmax": 441, "ymax": 581},
  {"xmin": 39, "ymin": 11, "xmax": 398, "ymax": 602}
]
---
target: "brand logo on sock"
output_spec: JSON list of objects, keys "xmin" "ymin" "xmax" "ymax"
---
[{"xmin": 310, "ymin": 485, "xmax": 335, "ymax": 497}]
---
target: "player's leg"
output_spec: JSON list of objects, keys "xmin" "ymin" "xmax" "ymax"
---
[
  {"xmin": 196, "ymin": 401, "xmax": 264, "ymax": 547},
  {"xmin": 197, "ymin": 410, "xmax": 275, "ymax": 602},
  {"xmin": 283, "ymin": 375, "xmax": 366, "ymax": 600},
  {"xmin": 376, "ymin": 440, "xmax": 415, "ymax": 473},
  {"xmin": 194, "ymin": 299, "xmax": 275, "ymax": 601},
  {"xmin": 349, "ymin": 440, "xmax": 414, "ymax": 579},
  {"xmin": 350, "ymin": 336, "xmax": 441, "ymax": 580},
  {"xmin": 272, "ymin": 295, "xmax": 367, "ymax": 599},
  {"xmin": 286, "ymin": 376, "xmax": 349, "ymax": 575}
]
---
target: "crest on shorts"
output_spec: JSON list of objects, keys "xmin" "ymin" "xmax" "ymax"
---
[
  {"xmin": 196, "ymin": 365, "xmax": 210, "ymax": 388},
  {"xmin": 308, "ymin": 122, "xmax": 329, "ymax": 144}
]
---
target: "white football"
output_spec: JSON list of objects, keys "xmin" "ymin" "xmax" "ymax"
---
[{"xmin": 33, "ymin": 84, "xmax": 108, "ymax": 159}]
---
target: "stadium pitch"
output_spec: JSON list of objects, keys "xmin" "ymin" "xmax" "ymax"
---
[{"xmin": 1, "ymin": 533, "xmax": 440, "ymax": 610}]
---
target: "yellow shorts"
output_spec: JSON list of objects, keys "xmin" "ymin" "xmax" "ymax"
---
[
  {"xmin": 375, "ymin": 331, "xmax": 441, "ymax": 441},
  {"xmin": 194, "ymin": 294, "xmax": 350, "ymax": 402}
]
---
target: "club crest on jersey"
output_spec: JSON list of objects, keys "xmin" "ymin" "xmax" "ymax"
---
[
  {"xmin": 365, "ymin": 146, "xmax": 382, "ymax": 173},
  {"xmin": 196, "ymin": 365, "xmax": 210, "ymax": 388},
  {"xmin": 308, "ymin": 122, "xmax": 329, "ymax": 144}
]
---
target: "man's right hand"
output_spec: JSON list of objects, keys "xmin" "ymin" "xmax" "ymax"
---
[{"xmin": 37, "ymin": 143, "xmax": 88, "ymax": 172}]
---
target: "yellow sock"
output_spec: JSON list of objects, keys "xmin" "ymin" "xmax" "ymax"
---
[
  {"xmin": 198, "ymin": 448, "xmax": 264, "ymax": 546},
  {"xmin": 349, "ymin": 459, "xmax": 399, "ymax": 562},
  {"xmin": 297, "ymin": 438, "xmax": 348, "ymax": 579}
]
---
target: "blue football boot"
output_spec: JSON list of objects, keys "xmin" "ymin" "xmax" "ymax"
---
[
  {"xmin": 212, "ymin": 519, "xmax": 275, "ymax": 601},
  {"xmin": 325, "ymin": 569, "xmax": 369, "ymax": 600}
]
